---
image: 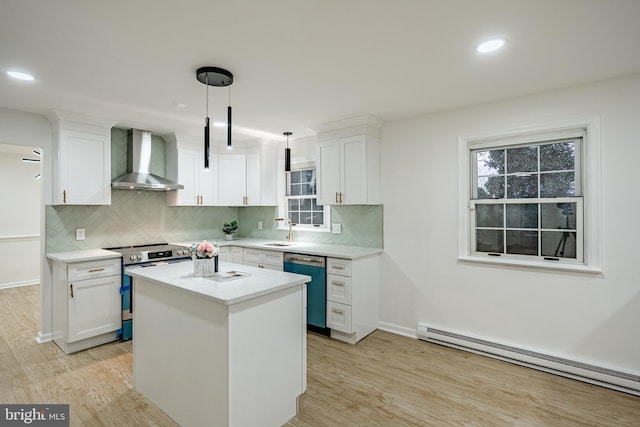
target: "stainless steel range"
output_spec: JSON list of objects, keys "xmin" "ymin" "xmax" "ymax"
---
[{"xmin": 105, "ymin": 243, "xmax": 192, "ymax": 340}]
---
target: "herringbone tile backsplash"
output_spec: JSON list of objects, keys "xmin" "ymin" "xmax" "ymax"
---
[{"xmin": 46, "ymin": 192, "xmax": 382, "ymax": 253}]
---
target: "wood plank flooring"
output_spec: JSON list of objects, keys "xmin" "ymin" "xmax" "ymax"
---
[{"xmin": 2, "ymin": 284, "xmax": 639, "ymax": 426}]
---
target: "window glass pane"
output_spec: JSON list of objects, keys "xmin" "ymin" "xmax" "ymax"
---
[
  {"xmin": 506, "ymin": 230, "xmax": 538, "ymax": 255},
  {"xmin": 288, "ymin": 212, "xmax": 299, "ymax": 224},
  {"xmin": 312, "ymin": 212, "xmax": 323, "ymax": 224},
  {"xmin": 540, "ymin": 142, "xmax": 575, "ymax": 171},
  {"xmin": 300, "ymin": 199, "xmax": 311, "ymax": 210},
  {"xmin": 541, "ymin": 231, "xmax": 577, "ymax": 259},
  {"xmin": 299, "ymin": 211, "xmax": 312, "ymax": 224},
  {"xmin": 477, "ymin": 150, "xmax": 504, "ymax": 175},
  {"xmin": 477, "ymin": 176, "xmax": 505, "ymax": 199},
  {"xmin": 290, "ymin": 184, "xmax": 301, "ymax": 196},
  {"xmin": 312, "ymin": 199, "xmax": 322, "ymax": 210},
  {"xmin": 507, "ymin": 146, "xmax": 538, "ymax": 173},
  {"xmin": 476, "ymin": 229, "xmax": 504, "ymax": 253},
  {"xmin": 290, "ymin": 171, "xmax": 301, "ymax": 184},
  {"xmin": 540, "ymin": 172, "xmax": 575, "ymax": 198},
  {"xmin": 302, "ymin": 182, "xmax": 316, "ymax": 196},
  {"xmin": 301, "ymin": 169, "xmax": 315, "ymax": 183},
  {"xmin": 506, "ymin": 204, "xmax": 538, "ymax": 228},
  {"xmin": 507, "ymin": 175, "xmax": 538, "ymax": 198},
  {"xmin": 476, "ymin": 204, "xmax": 503, "ymax": 228},
  {"xmin": 541, "ymin": 203, "xmax": 576, "ymax": 230},
  {"xmin": 288, "ymin": 199, "xmax": 299, "ymax": 211}
]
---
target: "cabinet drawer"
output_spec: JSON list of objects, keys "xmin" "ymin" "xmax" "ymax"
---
[
  {"xmin": 327, "ymin": 274, "xmax": 352, "ymax": 305},
  {"xmin": 262, "ymin": 250, "xmax": 284, "ymax": 267},
  {"xmin": 327, "ymin": 258, "xmax": 351, "ymax": 276},
  {"xmin": 327, "ymin": 301, "xmax": 352, "ymax": 333},
  {"xmin": 68, "ymin": 258, "xmax": 121, "ymax": 281}
]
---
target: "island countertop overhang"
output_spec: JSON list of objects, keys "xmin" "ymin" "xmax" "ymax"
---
[{"xmin": 126, "ymin": 260, "xmax": 311, "ymax": 306}]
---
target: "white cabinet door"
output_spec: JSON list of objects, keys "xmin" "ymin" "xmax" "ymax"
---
[
  {"xmin": 169, "ymin": 149, "xmax": 218, "ymax": 206},
  {"xmin": 175, "ymin": 149, "xmax": 199, "ymax": 205},
  {"xmin": 218, "ymin": 154, "xmax": 247, "ymax": 206},
  {"xmin": 245, "ymin": 152, "xmax": 261, "ymax": 206},
  {"xmin": 67, "ymin": 274, "xmax": 121, "ymax": 343},
  {"xmin": 57, "ymin": 129, "xmax": 111, "ymax": 205},
  {"xmin": 317, "ymin": 140, "xmax": 341, "ymax": 205},
  {"xmin": 340, "ymin": 135, "xmax": 367, "ymax": 205}
]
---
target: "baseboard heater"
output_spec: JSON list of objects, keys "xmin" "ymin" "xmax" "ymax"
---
[{"xmin": 417, "ymin": 323, "xmax": 640, "ymax": 396}]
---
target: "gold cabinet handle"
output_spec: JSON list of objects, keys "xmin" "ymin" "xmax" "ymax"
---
[
  {"xmin": 63, "ymin": 190, "xmax": 67, "ymax": 204},
  {"xmin": 70, "ymin": 283, "xmax": 74, "ymax": 298},
  {"xmin": 339, "ymin": 192, "xmax": 343, "ymax": 204},
  {"xmin": 332, "ymin": 308, "xmax": 345, "ymax": 315},
  {"xmin": 335, "ymin": 192, "xmax": 339, "ymax": 204},
  {"xmin": 88, "ymin": 268, "xmax": 105, "ymax": 273},
  {"xmin": 332, "ymin": 281, "xmax": 345, "ymax": 286},
  {"xmin": 333, "ymin": 265, "xmax": 344, "ymax": 270}
]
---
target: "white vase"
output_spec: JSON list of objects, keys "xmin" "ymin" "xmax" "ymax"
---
[
  {"xmin": 193, "ymin": 257, "xmax": 218, "ymax": 277},
  {"xmin": 225, "ymin": 234, "xmax": 233, "ymax": 241}
]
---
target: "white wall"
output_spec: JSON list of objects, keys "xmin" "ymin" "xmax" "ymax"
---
[
  {"xmin": 0, "ymin": 149, "xmax": 41, "ymax": 287},
  {"xmin": 0, "ymin": 107, "xmax": 52, "ymax": 339},
  {"xmin": 379, "ymin": 73, "xmax": 640, "ymax": 373}
]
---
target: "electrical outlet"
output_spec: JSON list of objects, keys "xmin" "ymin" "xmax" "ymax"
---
[
  {"xmin": 258, "ymin": 220, "xmax": 263, "ymax": 230},
  {"xmin": 332, "ymin": 223, "xmax": 341, "ymax": 234},
  {"xmin": 75, "ymin": 228, "xmax": 86, "ymax": 241}
]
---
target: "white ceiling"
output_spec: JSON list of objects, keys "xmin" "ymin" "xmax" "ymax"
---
[{"xmin": 1, "ymin": 0, "xmax": 640, "ymax": 144}]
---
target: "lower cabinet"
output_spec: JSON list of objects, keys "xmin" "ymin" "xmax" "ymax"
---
[
  {"xmin": 243, "ymin": 248, "xmax": 284, "ymax": 271},
  {"xmin": 218, "ymin": 246, "xmax": 243, "ymax": 264},
  {"xmin": 326, "ymin": 255, "xmax": 379, "ymax": 344},
  {"xmin": 51, "ymin": 257, "xmax": 122, "ymax": 354}
]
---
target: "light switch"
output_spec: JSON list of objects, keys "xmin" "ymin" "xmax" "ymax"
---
[
  {"xmin": 258, "ymin": 220, "xmax": 263, "ymax": 230},
  {"xmin": 332, "ymin": 223, "xmax": 341, "ymax": 234},
  {"xmin": 76, "ymin": 228, "xmax": 86, "ymax": 241}
]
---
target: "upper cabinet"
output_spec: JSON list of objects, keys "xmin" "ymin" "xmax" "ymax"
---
[
  {"xmin": 218, "ymin": 145, "xmax": 277, "ymax": 206},
  {"xmin": 314, "ymin": 116, "xmax": 382, "ymax": 205},
  {"xmin": 48, "ymin": 111, "xmax": 114, "ymax": 205},
  {"xmin": 165, "ymin": 134, "xmax": 218, "ymax": 206},
  {"xmin": 165, "ymin": 134, "xmax": 277, "ymax": 207}
]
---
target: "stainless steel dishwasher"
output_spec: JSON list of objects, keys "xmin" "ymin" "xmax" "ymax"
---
[{"xmin": 283, "ymin": 253, "xmax": 329, "ymax": 336}]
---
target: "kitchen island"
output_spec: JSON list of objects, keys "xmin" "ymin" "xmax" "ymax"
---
[{"xmin": 127, "ymin": 260, "xmax": 311, "ymax": 427}]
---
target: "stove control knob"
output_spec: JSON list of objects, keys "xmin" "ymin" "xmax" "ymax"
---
[
  {"xmin": 137, "ymin": 254, "xmax": 143, "ymax": 260},
  {"xmin": 129, "ymin": 255, "xmax": 136, "ymax": 261}
]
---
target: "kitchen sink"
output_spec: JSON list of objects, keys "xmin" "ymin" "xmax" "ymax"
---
[{"xmin": 263, "ymin": 242, "xmax": 293, "ymax": 247}]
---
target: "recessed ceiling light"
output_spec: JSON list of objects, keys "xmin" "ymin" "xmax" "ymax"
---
[
  {"xmin": 173, "ymin": 102, "xmax": 187, "ymax": 108},
  {"xmin": 7, "ymin": 70, "xmax": 35, "ymax": 81},
  {"xmin": 476, "ymin": 38, "xmax": 507, "ymax": 53}
]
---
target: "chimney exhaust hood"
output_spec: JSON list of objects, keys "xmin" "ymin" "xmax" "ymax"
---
[{"xmin": 111, "ymin": 129, "xmax": 184, "ymax": 191}]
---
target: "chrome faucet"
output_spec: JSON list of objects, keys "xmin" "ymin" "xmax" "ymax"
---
[{"xmin": 275, "ymin": 218, "xmax": 293, "ymax": 242}]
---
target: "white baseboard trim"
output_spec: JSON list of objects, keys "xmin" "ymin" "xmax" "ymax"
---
[
  {"xmin": 378, "ymin": 321, "xmax": 418, "ymax": 339},
  {"xmin": 0, "ymin": 280, "xmax": 39, "ymax": 289},
  {"xmin": 36, "ymin": 331, "xmax": 53, "ymax": 343}
]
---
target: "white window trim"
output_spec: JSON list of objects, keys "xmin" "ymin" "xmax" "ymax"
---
[
  {"xmin": 457, "ymin": 116, "xmax": 602, "ymax": 273},
  {"xmin": 278, "ymin": 161, "xmax": 331, "ymax": 233}
]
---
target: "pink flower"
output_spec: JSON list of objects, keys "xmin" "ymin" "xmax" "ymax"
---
[{"xmin": 196, "ymin": 241, "xmax": 218, "ymax": 258}]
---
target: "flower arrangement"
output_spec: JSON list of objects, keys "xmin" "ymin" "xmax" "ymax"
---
[{"xmin": 191, "ymin": 240, "xmax": 218, "ymax": 259}]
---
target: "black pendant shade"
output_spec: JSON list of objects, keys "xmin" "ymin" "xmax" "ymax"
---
[
  {"xmin": 197, "ymin": 66, "xmax": 234, "ymax": 167},
  {"xmin": 283, "ymin": 132, "xmax": 292, "ymax": 172}
]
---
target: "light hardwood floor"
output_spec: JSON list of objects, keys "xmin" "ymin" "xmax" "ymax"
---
[{"xmin": 2, "ymin": 284, "xmax": 639, "ymax": 426}]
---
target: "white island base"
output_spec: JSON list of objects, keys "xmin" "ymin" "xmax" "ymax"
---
[{"xmin": 131, "ymin": 263, "xmax": 308, "ymax": 427}]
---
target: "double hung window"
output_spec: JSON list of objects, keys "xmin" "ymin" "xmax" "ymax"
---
[
  {"xmin": 458, "ymin": 117, "xmax": 601, "ymax": 272},
  {"xmin": 285, "ymin": 167, "xmax": 329, "ymax": 230}
]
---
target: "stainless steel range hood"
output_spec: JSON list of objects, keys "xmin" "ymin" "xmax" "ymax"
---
[{"xmin": 112, "ymin": 129, "xmax": 184, "ymax": 191}]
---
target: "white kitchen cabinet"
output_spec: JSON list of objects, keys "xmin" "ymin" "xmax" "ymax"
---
[
  {"xmin": 50, "ymin": 256, "xmax": 122, "ymax": 354},
  {"xmin": 218, "ymin": 145, "xmax": 277, "ymax": 206},
  {"xmin": 165, "ymin": 135, "xmax": 218, "ymax": 206},
  {"xmin": 48, "ymin": 111, "xmax": 113, "ymax": 205},
  {"xmin": 317, "ymin": 134, "xmax": 380, "ymax": 205},
  {"xmin": 243, "ymin": 248, "xmax": 283, "ymax": 271},
  {"xmin": 218, "ymin": 246, "xmax": 243, "ymax": 264},
  {"xmin": 326, "ymin": 255, "xmax": 379, "ymax": 344}
]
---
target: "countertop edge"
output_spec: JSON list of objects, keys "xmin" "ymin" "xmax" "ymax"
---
[{"xmin": 46, "ymin": 249, "xmax": 122, "ymax": 263}]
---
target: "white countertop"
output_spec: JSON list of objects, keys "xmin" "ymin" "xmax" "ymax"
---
[
  {"xmin": 176, "ymin": 238, "xmax": 382, "ymax": 259},
  {"xmin": 46, "ymin": 248, "xmax": 122, "ymax": 263},
  {"xmin": 126, "ymin": 260, "xmax": 311, "ymax": 306}
]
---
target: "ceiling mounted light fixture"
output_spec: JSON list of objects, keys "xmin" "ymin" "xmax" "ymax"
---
[
  {"xmin": 283, "ymin": 132, "xmax": 292, "ymax": 172},
  {"xmin": 196, "ymin": 66, "xmax": 234, "ymax": 169},
  {"xmin": 476, "ymin": 38, "xmax": 507, "ymax": 53},
  {"xmin": 7, "ymin": 70, "xmax": 35, "ymax": 81}
]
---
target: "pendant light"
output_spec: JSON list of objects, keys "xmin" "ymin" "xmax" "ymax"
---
[
  {"xmin": 196, "ymin": 67, "xmax": 234, "ymax": 168},
  {"xmin": 283, "ymin": 132, "xmax": 292, "ymax": 172}
]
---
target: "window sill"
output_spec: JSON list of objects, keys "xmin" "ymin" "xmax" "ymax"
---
[
  {"xmin": 457, "ymin": 255, "xmax": 602, "ymax": 274},
  {"xmin": 277, "ymin": 226, "xmax": 331, "ymax": 234}
]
